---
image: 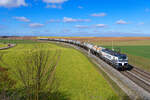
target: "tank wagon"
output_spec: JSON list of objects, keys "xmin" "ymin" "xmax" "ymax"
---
[{"xmin": 39, "ymin": 38, "xmax": 129, "ymax": 71}]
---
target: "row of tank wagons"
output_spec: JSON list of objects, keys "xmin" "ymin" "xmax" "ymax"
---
[{"xmin": 39, "ymin": 38, "xmax": 129, "ymax": 70}]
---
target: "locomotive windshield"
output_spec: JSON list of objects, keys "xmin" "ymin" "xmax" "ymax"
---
[{"xmin": 118, "ymin": 55, "xmax": 127, "ymax": 60}]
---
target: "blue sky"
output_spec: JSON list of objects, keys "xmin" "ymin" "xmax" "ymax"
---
[{"xmin": 0, "ymin": 0, "xmax": 150, "ymax": 36}]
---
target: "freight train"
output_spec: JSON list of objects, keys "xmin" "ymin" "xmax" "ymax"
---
[{"xmin": 39, "ymin": 38, "xmax": 130, "ymax": 71}]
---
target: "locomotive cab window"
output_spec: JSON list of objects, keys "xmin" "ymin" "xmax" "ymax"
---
[{"xmin": 118, "ymin": 55, "xmax": 127, "ymax": 60}]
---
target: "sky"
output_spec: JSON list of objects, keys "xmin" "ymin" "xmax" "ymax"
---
[{"xmin": 0, "ymin": 0, "xmax": 150, "ymax": 37}]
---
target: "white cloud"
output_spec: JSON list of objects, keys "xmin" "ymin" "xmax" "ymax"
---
[
  {"xmin": 63, "ymin": 17, "xmax": 90, "ymax": 23},
  {"xmin": 116, "ymin": 19, "xmax": 128, "ymax": 24},
  {"xmin": 43, "ymin": 0, "xmax": 68, "ymax": 4},
  {"xmin": 29, "ymin": 23, "xmax": 44, "ymax": 28},
  {"xmin": 96, "ymin": 24, "xmax": 106, "ymax": 28},
  {"xmin": 91, "ymin": 13, "xmax": 106, "ymax": 17},
  {"xmin": 46, "ymin": 4, "xmax": 62, "ymax": 8},
  {"xmin": 75, "ymin": 25, "xmax": 89, "ymax": 28},
  {"xmin": 0, "ymin": 0, "xmax": 27, "ymax": 8},
  {"xmin": 63, "ymin": 17, "xmax": 76, "ymax": 22},
  {"xmin": 43, "ymin": 0, "xmax": 68, "ymax": 9},
  {"xmin": 14, "ymin": 16, "xmax": 30, "ymax": 22}
]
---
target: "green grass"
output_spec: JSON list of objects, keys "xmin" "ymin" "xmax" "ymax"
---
[
  {"xmin": 105, "ymin": 46, "xmax": 150, "ymax": 59},
  {"xmin": 0, "ymin": 39, "xmax": 38, "ymax": 44},
  {"xmin": 0, "ymin": 42, "xmax": 123, "ymax": 100},
  {"xmin": 55, "ymin": 48, "xmax": 119, "ymax": 100},
  {"xmin": 0, "ymin": 43, "xmax": 7, "ymax": 48},
  {"xmin": 93, "ymin": 40, "xmax": 150, "ymax": 46}
]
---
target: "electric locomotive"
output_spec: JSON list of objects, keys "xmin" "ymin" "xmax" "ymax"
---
[{"xmin": 101, "ymin": 48, "xmax": 128, "ymax": 70}]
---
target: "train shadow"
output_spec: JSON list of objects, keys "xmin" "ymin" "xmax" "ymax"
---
[
  {"xmin": 119, "ymin": 65, "xmax": 134, "ymax": 71},
  {"xmin": 126, "ymin": 65, "xmax": 134, "ymax": 71}
]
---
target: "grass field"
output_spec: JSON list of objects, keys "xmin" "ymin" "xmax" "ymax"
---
[
  {"xmin": 93, "ymin": 40, "xmax": 150, "ymax": 46},
  {"xmin": 105, "ymin": 46, "xmax": 150, "ymax": 59},
  {"xmin": 0, "ymin": 39, "xmax": 38, "ymax": 44},
  {"xmin": 0, "ymin": 43, "xmax": 7, "ymax": 48},
  {"xmin": 0, "ymin": 40, "xmax": 128, "ymax": 100}
]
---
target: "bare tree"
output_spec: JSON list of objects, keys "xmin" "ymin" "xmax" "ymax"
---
[{"xmin": 12, "ymin": 44, "xmax": 61, "ymax": 100}]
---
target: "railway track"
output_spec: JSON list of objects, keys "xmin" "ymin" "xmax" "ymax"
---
[
  {"xmin": 132, "ymin": 66, "xmax": 150, "ymax": 79},
  {"xmin": 121, "ymin": 65, "xmax": 150, "ymax": 93}
]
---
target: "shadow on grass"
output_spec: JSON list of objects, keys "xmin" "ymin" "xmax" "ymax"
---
[
  {"xmin": 47, "ymin": 91, "xmax": 70, "ymax": 100},
  {"xmin": 107, "ymin": 95, "xmax": 130, "ymax": 100},
  {"xmin": 121, "ymin": 95, "xmax": 131, "ymax": 100},
  {"xmin": 0, "ymin": 90, "xmax": 70, "ymax": 100}
]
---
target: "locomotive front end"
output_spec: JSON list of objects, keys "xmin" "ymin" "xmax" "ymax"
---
[{"xmin": 117, "ymin": 54, "xmax": 128, "ymax": 70}]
